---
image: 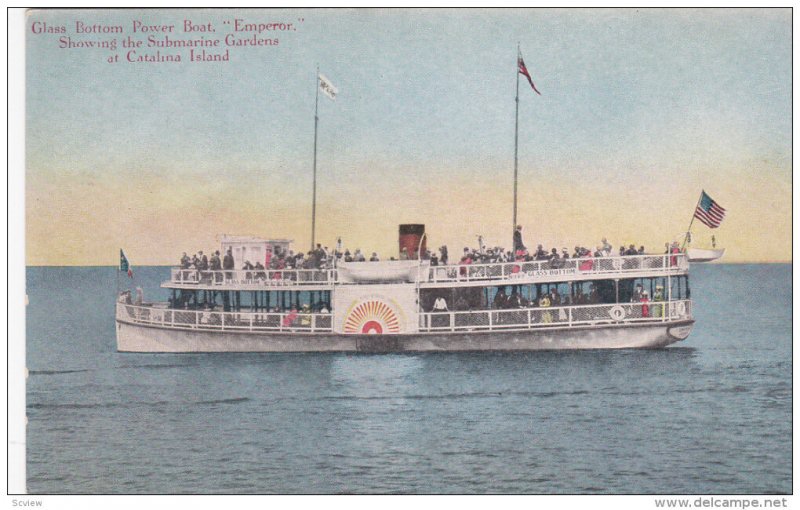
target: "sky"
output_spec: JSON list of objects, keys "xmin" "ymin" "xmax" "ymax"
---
[{"xmin": 25, "ymin": 8, "xmax": 792, "ymax": 265}]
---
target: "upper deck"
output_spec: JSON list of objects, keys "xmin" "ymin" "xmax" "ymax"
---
[{"xmin": 162, "ymin": 253, "xmax": 689, "ymax": 291}]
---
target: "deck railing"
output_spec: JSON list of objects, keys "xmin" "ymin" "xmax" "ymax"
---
[
  {"xmin": 117, "ymin": 302, "xmax": 334, "ymax": 333},
  {"xmin": 118, "ymin": 299, "xmax": 691, "ymax": 335},
  {"xmin": 418, "ymin": 299, "xmax": 692, "ymax": 333},
  {"xmin": 425, "ymin": 253, "xmax": 687, "ymax": 284},
  {"xmin": 166, "ymin": 254, "xmax": 688, "ymax": 287},
  {"xmin": 169, "ymin": 268, "xmax": 336, "ymax": 287}
]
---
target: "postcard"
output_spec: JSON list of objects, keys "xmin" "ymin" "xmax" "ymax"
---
[{"xmin": 14, "ymin": 7, "xmax": 792, "ymax": 500}]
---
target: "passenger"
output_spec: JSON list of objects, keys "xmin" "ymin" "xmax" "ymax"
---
[
  {"xmin": 254, "ymin": 261, "xmax": 265, "ymax": 280},
  {"xmin": 399, "ymin": 247, "xmax": 408, "ymax": 260},
  {"xmin": 602, "ymin": 238, "xmax": 613, "ymax": 256},
  {"xmin": 430, "ymin": 252, "xmax": 439, "ymax": 266},
  {"xmin": 493, "ymin": 288, "xmax": 508, "ymax": 309},
  {"xmin": 507, "ymin": 289, "xmax": 522, "ymax": 308},
  {"xmin": 548, "ymin": 248, "xmax": 562, "ymax": 269},
  {"xmin": 369, "ymin": 252, "xmax": 380, "ymax": 262},
  {"xmin": 625, "ymin": 244, "xmax": 638, "ymax": 256},
  {"xmin": 549, "ymin": 287, "xmax": 561, "ymax": 306},
  {"xmin": 209, "ymin": 250, "xmax": 221, "ymax": 271},
  {"xmin": 573, "ymin": 246, "xmax": 582, "ymax": 259},
  {"xmin": 638, "ymin": 246, "xmax": 645, "ymax": 255},
  {"xmin": 300, "ymin": 305, "xmax": 312, "ymax": 327},
  {"xmin": 632, "ymin": 283, "xmax": 644, "ymax": 303},
  {"xmin": 459, "ymin": 251, "xmax": 473, "ymax": 276},
  {"xmin": 535, "ymin": 244, "xmax": 548, "ymax": 261},
  {"xmin": 579, "ymin": 250, "xmax": 594, "ymax": 271},
  {"xmin": 197, "ymin": 251, "xmax": 209, "ymax": 270},
  {"xmin": 264, "ymin": 248, "xmax": 272, "ymax": 269},
  {"xmin": 653, "ymin": 285, "xmax": 664, "ymax": 317},
  {"xmin": 344, "ymin": 250, "xmax": 353, "ymax": 262},
  {"xmin": 180, "ymin": 252, "xmax": 190, "ymax": 269},
  {"xmin": 314, "ymin": 244, "xmax": 326, "ymax": 265},
  {"xmin": 433, "ymin": 296, "xmax": 449, "ymax": 312},
  {"xmin": 539, "ymin": 293, "xmax": 552, "ymax": 323},
  {"xmin": 242, "ymin": 260, "xmax": 254, "ymax": 270},
  {"xmin": 191, "ymin": 253, "xmax": 199, "ymax": 269},
  {"xmin": 670, "ymin": 242, "xmax": 681, "ymax": 266},
  {"xmin": 589, "ymin": 284, "xmax": 600, "ymax": 304},
  {"xmin": 282, "ymin": 307, "xmax": 299, "ymax": 327},
  {"xmin": 223, "ymin": 248, "xmax": 234, "ymax": 271},
  {"xmin": 440, "ymin": 245, "xmax": 449, "ymax": 265},
  {"xmin": 561, "ymin": 248, "xmax": 570, "ymax": 260},
  {"xmin": 594, "ymin": 246, "xmax": 604, "ymax": 257},
  {"xmin": 513, "ymin": 225, "xmax": 526, "ymax": 253},
  {"xmin": 619, "ymin": 246, "xmax": 626, "ymax": 257},
  {"xmin": 355, "ymin": 249, "xmax": 366, "ymax": 262},
  {"xmin": 640, "ymin": 290, "xmax": 650, "ymax": 318}
]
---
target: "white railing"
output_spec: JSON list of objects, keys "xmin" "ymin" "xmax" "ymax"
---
[
  {"xmin": 425, "ymin": 253, "xmax": 688, "ymax": 284},
  {"xmin": 169, "ymin": 268, "xmax": 335, "ymax": 287},
  {"xmin": 167, "ymin": 254, "xmax": 688, "ymax": 288},
  {"xmin": 116, "ymin": 302, "xmax": 334, "ymax": 333},
  {"xmin": 418, "ymin": 299, "xmax": 692, "ymax": 333}
]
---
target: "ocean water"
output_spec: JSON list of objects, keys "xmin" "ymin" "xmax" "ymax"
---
[{"xmin": 24, "ymin": 264, "xmax": 791, "ymax": 494}]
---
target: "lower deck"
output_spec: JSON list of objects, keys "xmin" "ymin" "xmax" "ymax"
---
[{"xmin": 116, "ymin": 298, "xmax": 692, "ymax": 335}]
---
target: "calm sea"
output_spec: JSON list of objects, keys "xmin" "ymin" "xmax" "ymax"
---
[{"xmin": 24, "ymin": 264, "xmax": 791, "ymax": 494}]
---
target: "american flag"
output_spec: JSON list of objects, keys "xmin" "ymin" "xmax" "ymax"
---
[
  {"xmin": 518, "ymin": 54, "xmax": 541, "ymax": 96},
  {"xmin": 693, "ymin": 191, "xmax": 726, "ymax": 229}
]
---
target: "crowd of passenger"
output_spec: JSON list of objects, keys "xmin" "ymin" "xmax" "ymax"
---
[{"xmin": 176, "ymin": 227, "xmax": 683, "ymax": 272}]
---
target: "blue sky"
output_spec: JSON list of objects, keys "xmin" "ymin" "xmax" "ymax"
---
[{"xmin": 26, "ymin": 8, "xmax": 791, "ymax": 264}]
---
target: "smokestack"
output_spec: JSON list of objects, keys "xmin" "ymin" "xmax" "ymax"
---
[{"xmin": 398, "ymin": 224, "xmax": 426, "ymax": 260}]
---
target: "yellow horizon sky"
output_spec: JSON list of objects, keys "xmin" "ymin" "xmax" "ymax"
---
[{"xmin": 25, "ymin": 9, "xmax": 791, "ymax": 265}]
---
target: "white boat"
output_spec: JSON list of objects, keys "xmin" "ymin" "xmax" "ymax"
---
[
  {"xmin": 687, "ymin": 247, "xmax": 725, "ymax": 263},
  {"xmin": 115, "ymin": 230, "xmax": 695, "ymax": 353}
]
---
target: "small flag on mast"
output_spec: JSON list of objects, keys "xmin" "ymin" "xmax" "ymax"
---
[
  {"xmin": 518, "ymin": 53, "xmax": 541, "ymax": 96},
  {"xmin": 319, "ymin": 73, "xmax": 338, "ymax": 100},
  {"xmin": 120, "ymin": 249, "xmax": 133, "ymax": 278},
  {"xmin": 693, "ymin": 191, "xmax": 726, "ymax": 229}
]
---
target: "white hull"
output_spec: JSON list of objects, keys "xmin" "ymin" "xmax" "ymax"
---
[
  {"xmin": 116, "ymin": 319, "xmax": 694, "ymax": 353},
  {"xmin": 687, "ymin": 247, "xmax": 725, "ymax": 262}
]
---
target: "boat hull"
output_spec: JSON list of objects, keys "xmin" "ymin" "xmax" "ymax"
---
[
  {"xmin": 116, "ymin": 319, "xmax": 694, "ymax": 353},
  {"xmin": 687, "ymin": 247, "xmax": 725, "ymax": 262}
]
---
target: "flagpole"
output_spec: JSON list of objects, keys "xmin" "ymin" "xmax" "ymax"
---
[
  {"xmin": 115, "ymin": 258, "xmax": 119, "ymax": 298},
  {"xmin": 682, "ymin": 191, "xmax": 703, "ymax": 250},
  {"xmin": 311, "ymin": 64, "xmax": 320, "ymax": 251},
  {"xmin": 513, "ymin": 43, "xmax": 520, "ymax": 243}
]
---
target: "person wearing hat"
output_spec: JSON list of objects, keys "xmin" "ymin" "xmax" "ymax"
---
[
  {"xmin": 632, "ymin": 283, "xmax": 643, "ymax": 303},
  {"xmin": 300, "ymin": 303, "xmax": 312, "ymax": 327},
  {"xmin": 370, "ymin": 252, "xmax": 380, "ymax": 262},
  {"xmin": 640, "ymin": 290, "xmax": 650, "ymax": 318},
  {"xmin": 653, "ymin": 285, "xmax": 665, "ymax": 317}
]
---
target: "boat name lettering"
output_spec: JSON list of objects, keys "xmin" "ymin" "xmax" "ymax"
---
[{"xmin": 530, "ymin": 268, "xmax": 577, "ymax": 277}]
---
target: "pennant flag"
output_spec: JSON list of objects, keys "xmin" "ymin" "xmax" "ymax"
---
[
  {"xmin": 693, "ymin": 191, "xmax": 727, "ymax": 229},
  {"xmin": 319, "ymin": 73, "xmax": 338, "ymax": 100},
  {"xmin": 518, "ymin": 54, "xmax": 541, "ymax": 96},
  {"xmin": 119, "ymin": 249, "xmax": 133, "ymax": 278}
]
